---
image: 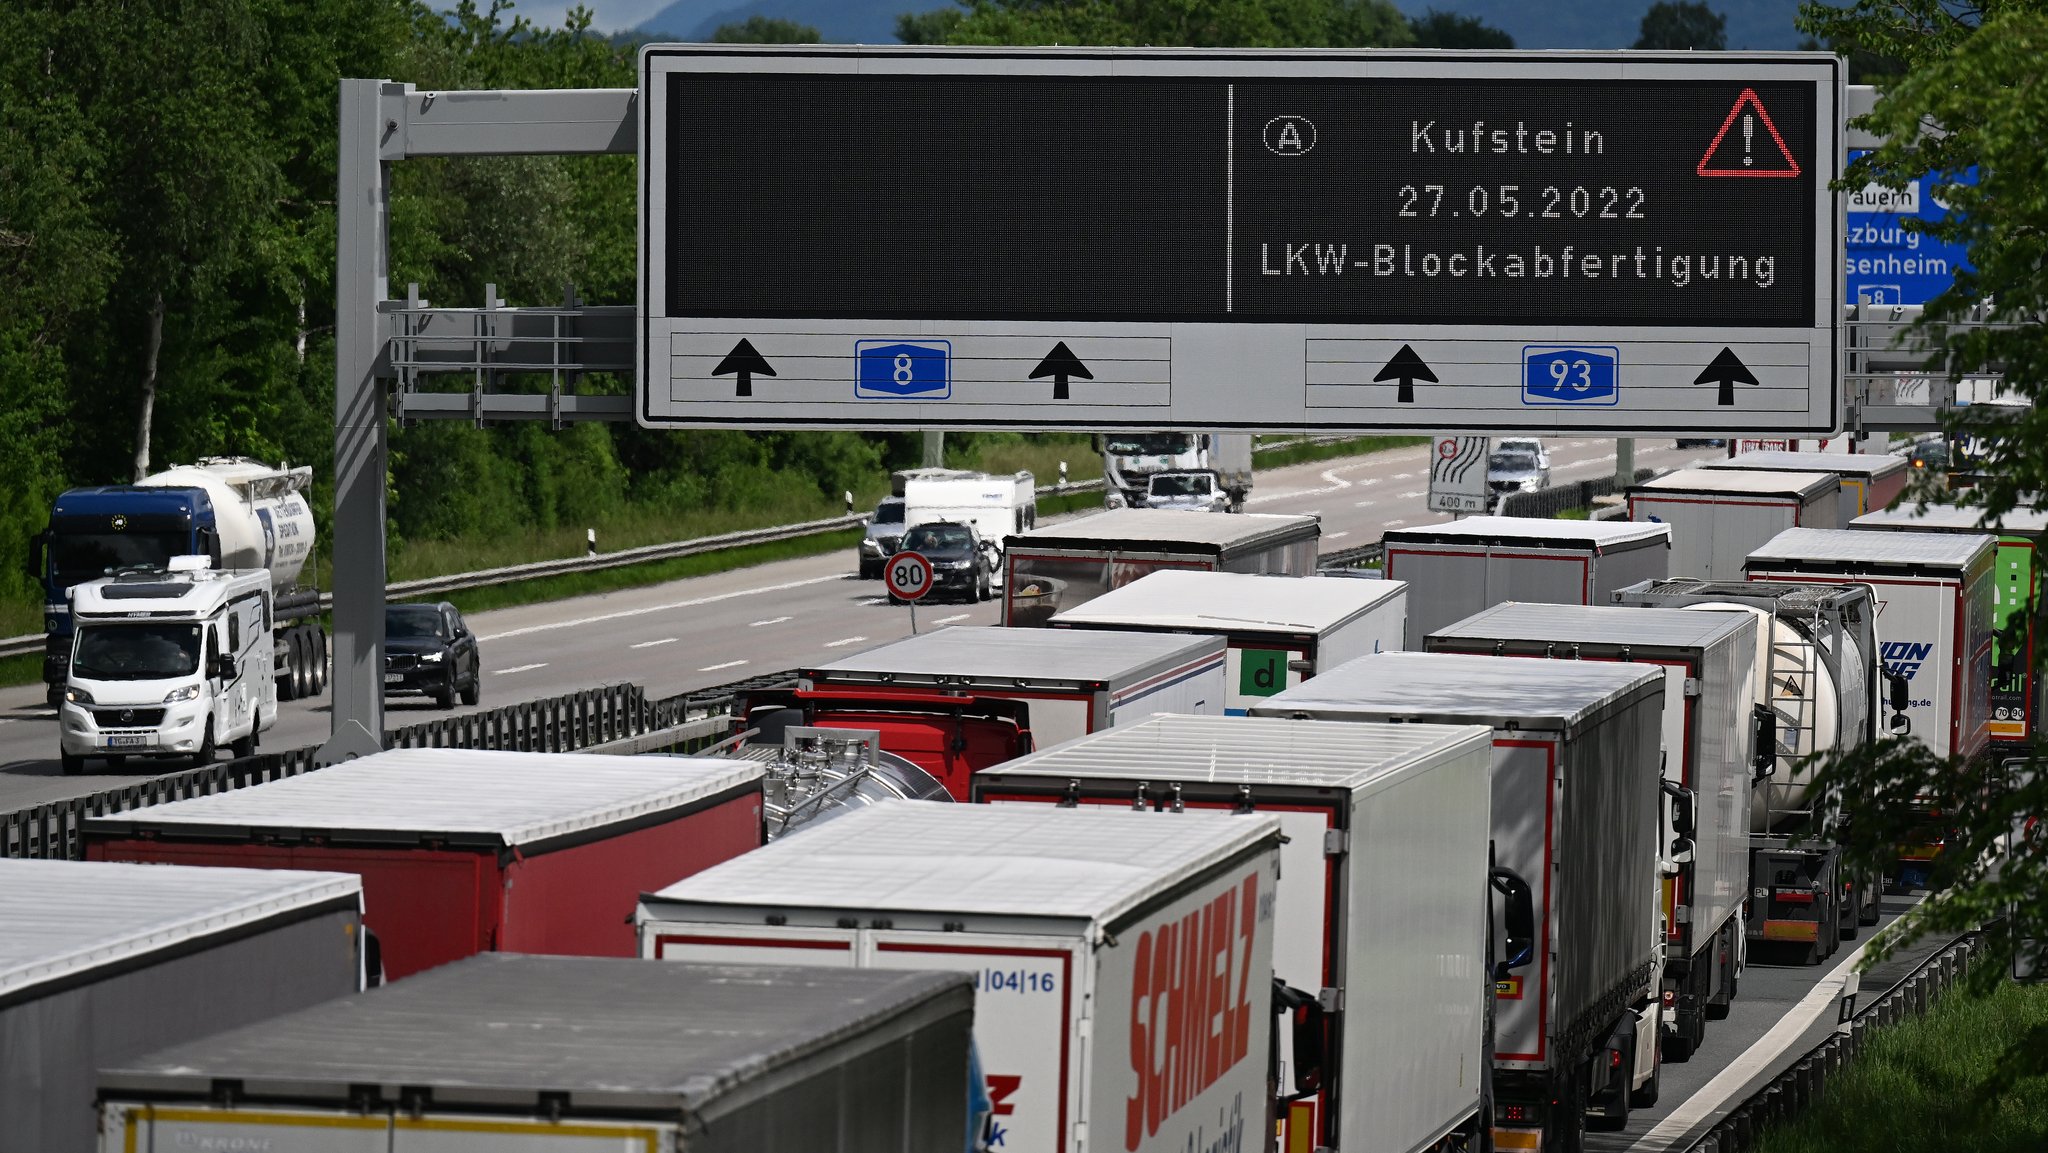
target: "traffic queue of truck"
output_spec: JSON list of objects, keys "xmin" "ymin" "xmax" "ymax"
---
[{"xmin": 9, "ymin": 460, "xmax": 2034, "ymax": 1153}]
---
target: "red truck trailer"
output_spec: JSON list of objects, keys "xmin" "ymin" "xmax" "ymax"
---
[{"xmin": 83, "ymin": 748, "xmax": 764, "ymax": 980}]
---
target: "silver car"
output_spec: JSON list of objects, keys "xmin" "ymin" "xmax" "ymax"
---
[{"xmin": 1486, "ymin": 449, "xmax": 1550, "ymax": 495}]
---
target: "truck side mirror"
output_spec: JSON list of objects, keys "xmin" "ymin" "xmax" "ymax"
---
[
  {"xmin": 1889, "ymin": 711, "xmax": 1912, "ymax": 735},
  {"xmin": 1489, "ymin": 866, "xmax": 1536, "ymax": 979},
  {"xmin": 1888, "ymin": 671, "xmax": 1911, "ymax": 713},
  {"xmin": 1662, "ymin": 780, "xmax": 1697, "ymax": 839},
  {"xmin": 1271, "ymin": 980, "xmax": 1330, "ymax": 1099},
  {"xmin": 1752, "ymin": 705, "xmax": 1779, "ymax": 781},
  {"xmin": 209, "ymin": 655, "xmax": 234, "ymax": 682},
  {"xmin": 25, "ymin": 530, "xmax": 44, "ymax": 581}
]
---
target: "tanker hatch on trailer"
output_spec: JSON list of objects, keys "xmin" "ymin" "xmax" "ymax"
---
[
  {"xmin": 1253, "ymin": 651, "xmax": 1666, "ymax": 1149},
  {"xmin": 99, "ymin": 954, "xmax": 974, "ymax": 1153},
  {"xmin": 1426, "ymin": 601, "xmax": 1758, "ymax": 1059},
  {"xmin": 639, "ymin": 801, "xmax": 1284, "ymax": 1153},
  {"xmin": 1048, "ymin": 570, "xmax": 1408, "ymax": 712},
  {"xmin": 83, "ymin": 747, "xmax": 765, "ymax": 979},
  {"xmin": 973, "ymin": 714, "xmax": 1505, "ymax": 1153},
  {"xmin": 3, "ymin": 859, "xmax": 364, "ymax": 1153},
  {"xmin": 1383, "ymin": 516, "xmax": 1672, "ymax": 642}
]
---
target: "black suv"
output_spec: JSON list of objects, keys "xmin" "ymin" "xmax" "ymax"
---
[
  {"xmin": 384, "ymin": 602, "xmax": 481, "ymax": 709},
  {"xmin": 890, "ymin": 521, "xmax": 995, "ymax": 604}
]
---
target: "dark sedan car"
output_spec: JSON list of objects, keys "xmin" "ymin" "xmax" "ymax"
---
[
  {"xmin": 384, "ymin": 602, "xmax": 481, "ymax": 709},
  {"xmin": 889, "ymin": 522, "xmax": 994, "ymax": 604}
]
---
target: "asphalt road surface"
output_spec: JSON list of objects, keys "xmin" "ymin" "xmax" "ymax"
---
[{"xmin": 0, "ymin": 437, "xmax": 1710, "ymax": 809}]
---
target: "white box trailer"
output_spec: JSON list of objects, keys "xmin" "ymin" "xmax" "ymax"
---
[
  {"xmin": 1251, "ymin": 652, "xmax": 1666, "ymax": 1148},
  {"xmin": 801, "ymin": 626, "xmax": 1226, "ymax": 748},
  {"xmin": 1703, "ymin": 449, "xmax": 1909, "ymax": 522},
  {"xmin": 1383, "ymin": 516, "xmax": 1672, "ymax": 642},
  {"xmin": 972, "ymin": 714, "xmax": 1498, "ymax": 1153},
  {"xmin": 98, "ymin": 954, "xmax": 973, "ymax": 1153},
  {"xmin": 1048, "ymin": 571, "xmax": 1407, "ymax": 713},
  {"xmin": 2, "ymin": 859, "xmax": 364, "ymax": 1153},
  {"xmin": 1746, "ymin": 528, "xmax": 1997, "ymax": 762},
  {"xmin": 1853, "ymin": 504, "xmax": 2048, "ymax": 745},
  {"xmin": 1003, "ymin": 509, "xmax": 1321, "ymax": 626},
  {"xmin": 1629, "ymin": 468, "xmax": 1842, "ymax": 581},
  {"xmin": 639, "ymin": 802, "xmax": 1284, "ymax": 1153},
  {"xmin": 1425, "ymin": 601, "xmax": 1759, "ymax": 1060}
]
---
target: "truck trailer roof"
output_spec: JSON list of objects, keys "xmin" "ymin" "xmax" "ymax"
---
[
  {"xmin": 643, "ymin": 801, "xmax": 1280, "ymax": 925},
  {"xmin": 80, "ymin": 748, "xmax": 763, "ymax": 849},
  {"xmin": 805, "ymin": 625, "xmax": 1222, "ymax": 687},
  {"xmin": 1852, "ymin": 504, "xmax": 2048, "ymax": 538},
  {"xmin": 1048, "ymin": 570, "xmax": 1404, "ymax": 636},
  {"xmin": 1430, "ymin": 600, "xmax": 1751, "ymax": 651},
  {"xmin": 1702, "ymin": 450, "xmax": 1908, "ymax": 480},
  {"xmin": 99, "ymin": 952, "xmax": 971, "ymax": 1115},
  {"xmin": 1254, "ymin": 651, "xmax": 1664, "ymax": 734},
  {"xmin": 1747, "ymin": 527, "xmax": 1996, "ymax": 571},
  {"xmin": 1632, "ymin": 467, "xmax": 1839, "ymax": 500},
  {"xmin": 1007, "ymin": 509, "xmax": 1318, "ymax": 554},
  {"xmin": 0, "ymin": 858, "xmax": 360, "ymax": 1005},
  {"xmin": 1383, "ymin": 515, "xmax": 1669, "ymax": 551},
  {"xmin": 984, "ymin": 713, "xmax": 1492, "ymax": 792}
]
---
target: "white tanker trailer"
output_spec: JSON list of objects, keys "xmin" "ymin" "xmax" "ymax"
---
[{"xmin": 1613, "ymin": 578, "xmax": 1912, "ymax": 963}]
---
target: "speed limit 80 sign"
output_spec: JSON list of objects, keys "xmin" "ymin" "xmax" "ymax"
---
[{"xmin": 886, "ymin": 551, "xmax": 935, "ymax": 602}]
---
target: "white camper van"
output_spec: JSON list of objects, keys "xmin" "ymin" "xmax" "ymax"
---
[
  {"xmin": 859, "ymin": 469, "xmax": 1037, "ymax": 579},
  {"xmin": 60, "ymin": 560, "xmax": 277, "ymax": 774}
]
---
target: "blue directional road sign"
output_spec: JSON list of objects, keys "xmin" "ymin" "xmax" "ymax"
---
[
  {"xmin": 856, "ymin": 340, "xmax": 951, "ymax": 398},
  {"xmin": 1522, "ymin": 346, "xmax": 1620, "ymax": 407},
  {"xmin": 1845, "ymin": 150, "xmax": 1974, "ymax": 306}
]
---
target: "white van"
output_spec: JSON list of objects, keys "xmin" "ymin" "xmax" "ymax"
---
[{"xmin": 60, "ymin": 560, "xmax": 277, "ymax": 774}]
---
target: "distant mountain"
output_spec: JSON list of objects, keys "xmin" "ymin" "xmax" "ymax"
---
[{"xmin": 632, "ymin": 0, "xmax": 1811, "ymax": 50}]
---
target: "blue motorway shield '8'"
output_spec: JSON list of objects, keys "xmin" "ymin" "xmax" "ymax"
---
[
  {"xmin": 1522, "ymin": 346, "xmax": 1620, "ymax": 406},
  {"xmin": 856, "ymin": 340, "xmax": 951, "ymax": 398}
]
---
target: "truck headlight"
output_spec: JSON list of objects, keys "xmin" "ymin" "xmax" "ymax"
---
[
  {"xmin": 64, "ymin": 685, "xmax": 94, "ymax": 705},
  {"xmin": 163, "ymin": 684, "xmax": 203, "ymax": 704},
  {"xmin": 1105, "ymin": 492, "xmax": 1127, "ymax": 508}
]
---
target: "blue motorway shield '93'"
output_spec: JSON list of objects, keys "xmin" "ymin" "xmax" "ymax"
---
[
  {"xmin": 1522, "ymin": 345, "xmax": 1620, "ymax": 406},
  {"xmin": 856, "ymin": 340, "xmax": 951, "ymax": 398}
]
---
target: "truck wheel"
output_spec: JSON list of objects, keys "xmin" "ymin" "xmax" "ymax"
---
[
  {"xmin": 1547, "ymin": 1067, "xmax": 1587, "ymax": 1153},
  {"xmin": 230, "ymin": 729, "xmax": 256, "ymax": 760},
  {"xmin": 1587, "ymin": 1036, "xmax": 1633, "ymax": 1132},
  {"xmin": 293, "ymin": 630, "xmax": 314, "ymax": 700},
  {"xmin": 278, "ymin": 632, "xmax": 301, "ymax": 701},
  {"xmin": 60, "ymin": 751, "xmax": 86, "ymax": 775},
  {"xmin": 1860, "ymin": 878, "xmax": 1882, "ymax": 926},
  {"xmin": 309, "ymin": 627, "xmax": 327, "ymax": 695}
]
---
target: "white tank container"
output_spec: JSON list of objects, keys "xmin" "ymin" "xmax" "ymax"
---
[{"xmin": 139, "ymin": 458, "xmax": 315, "ymax": 590}]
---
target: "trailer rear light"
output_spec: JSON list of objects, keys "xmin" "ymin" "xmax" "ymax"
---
[
  {"xmin": 1497, "ymin": 1104, "xmax": 1535, "ymax": 1124},
  {"xmin": 1610, "ymin": 1047, "xmax": 1624, "ymax": 1069},
  {"xmin": 1773, "ymin": 890, "xmax": 1815, "ymax": 904}
]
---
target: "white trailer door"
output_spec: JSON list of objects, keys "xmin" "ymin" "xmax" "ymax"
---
[{"xmin": 865, "ymin": 931, "xmax": 1087, "ymax": 1153}]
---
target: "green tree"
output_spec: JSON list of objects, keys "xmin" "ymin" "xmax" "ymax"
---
[
  {"xmin": 898, "ymin": 0, "xmax": 1415, "ymax": 48},
  {"xmin": 1794, "ymin": 0, "xmax": 2048, "ymax": 1088},
  {"xmin": 1409, "ymin": 8, "xmax": 1514, "ymax": 48},
  {"xmin": 711, "ymin": 15, "xmax": 824, "ymax": 42},
  {"xmin": 1633, "ymin": 0, "xmax": 1725, "ymax": 49}
]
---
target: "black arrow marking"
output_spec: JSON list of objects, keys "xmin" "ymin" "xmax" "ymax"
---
[
  {"xmin": 710, "ymin": 338, "xmax": 775, "ymax": 398},
  {"xmin": 1373, "ymin": 344, "xmax": 1437, "ymax": 404},
  {"xmin": 1694, "ymin": 347, "xmax": 1758, "ymax": 407},
  {"xmin": 1028, "ymin": 341, "xmax": 1093, "ymax": 401}
]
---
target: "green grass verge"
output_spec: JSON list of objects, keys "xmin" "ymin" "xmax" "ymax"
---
[
  {"xmin": 1254, "ymin": 435, "xmax": 1430, "ymax": 469},
  {"xmin": 1753, "ymin": 979, "xmax": 2048, "ymax": 1153}
]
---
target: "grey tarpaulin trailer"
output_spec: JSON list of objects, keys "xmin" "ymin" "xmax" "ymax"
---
[
  {"xmin": 98, "ymin": 954, "xmax": 974, "ymax": 1153},
  {"xmin": 1001, "ymin": 508, "xmax": 1321, "ymax": 626},
  {"xmin": 2, "ymin": 858, "xmax": 364, "ymax": 1153},
  {"xmin": 1629, "ymin": 467, "xmax": 1842, "ymax": 581},
  {"xmin": 1701, "ymin": 449, "xmax": 1909, "ymax": 522},
  {"xmin": 1383, "ymin": 515, "xmax": 1672, "ymax": 641}
]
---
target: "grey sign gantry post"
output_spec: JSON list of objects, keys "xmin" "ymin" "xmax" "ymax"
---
[{"xmin": 321, "ymin": 79, "xmax": 636, "ymax": 764}]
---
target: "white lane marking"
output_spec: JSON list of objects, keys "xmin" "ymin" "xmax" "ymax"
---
[
  {"xmin": 1396, "ymin": 489, "xmax": 1425, "ymax": 499},
  {"xmin": 1625, "ymin": 927, "xmax": 1890, "ymax": 1152},
  {"xmin": 630, "ymin": 638, "xmax": 677, "ymax": 649},
  {"xmin": 859, "ymin": 597, "xmax": 886, "ymax": 606},
  {"xmin": 1354, "ymin": 499, "xmax": 1378, "ymax": 508},
  {"xmin": 699, "ymin": 659, "xmax": 749, "ymax": 672},
  {"xmin": 749, "ymin": 616, "xmax": 792, "ymax": 627},
  {"xmin": 933, "ymin": 613, "xmax": 971, "ymax": 624},
  {"xmin": 1246, "ymin": 460, "xmax": 1386, "ymax": 505},
  {"xmin": 1568, "ymin": 440, "xmax": 1590, "ymax": 448},
  {"xmin": 478, "ymin": 574, "xmax": 847, "ymax": 641},
  {"xmin": 1325, "ymin": 531, "xmax": 1350, "ymax": 540},
  {"xmin": 1383, "ymin": 518, "xmax": 1408, "ymax": 527},
  {"xmin": 494, "ymin": 662, "xmax": 548, "ymax": 676},
  {"xmin": 823, "ymin": 636, "xmax": 868, "ymax": 648},
  {"xmin": 1391, "ymin": 471, "xmax": 1413, "ymax": 480}
]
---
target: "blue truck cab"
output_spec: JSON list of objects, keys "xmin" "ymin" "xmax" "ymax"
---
[{"xmin": 29, "ymin": 486, "xmax": 221, "ymax": 704}]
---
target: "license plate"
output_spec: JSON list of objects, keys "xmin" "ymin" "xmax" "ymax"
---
[
  {"xmin": 383, "ymin": 672, "xmax": 405, "ymax": 684},
  {"xmin": 105, "ymin": 735, "xmax": 147, "ymax": 749}
]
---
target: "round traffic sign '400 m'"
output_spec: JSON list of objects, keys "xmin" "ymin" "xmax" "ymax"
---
[{"xmin": 886, "ymin": 551, "xmax": 935, "ymax": 602}]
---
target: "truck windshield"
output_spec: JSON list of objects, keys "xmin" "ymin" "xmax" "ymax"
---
[
  {"xmin": 1103, "ymin": 434, "xmax": 1192, "ymax": 456},
  {"xmin": 51, "ymin": 532, "xmax": 187, "ymax": 591},
  {"xmin": 72, "ymin": 623, "xmax": 202, "ymax": 680},
  {"xmin": 1150, "ymin": 474, "xmax": 1213, "ymax": 497}
]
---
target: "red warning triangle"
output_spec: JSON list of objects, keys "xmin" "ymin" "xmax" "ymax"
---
[{"xmin": 1697, "ymin": 88, "xmax": 1801, "ymax": 178}]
